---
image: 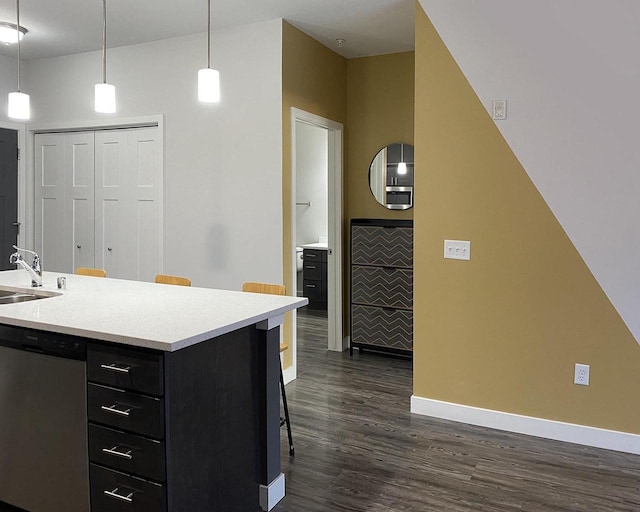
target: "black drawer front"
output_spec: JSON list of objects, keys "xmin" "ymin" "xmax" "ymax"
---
[
  {"xmin": 88, "ymin": 343, "xmax": 164, "ymax": 396},
  {"xmin": 303, "ymin": 249, "xmax": 326, "ymax": 262},
  {"xmin": 352, "ymin": 265, "xmax": 413, "ymax": 309},
  {"xmin": 351, "ymin": 304, "xmax": 413, "ymax": 352},
  {"xmin": 88, "ymin": 383, "xmax": 165, "ymax": 439},
  {"xmin": 89, "ymin": 424, "xmax": 166, "ymax": 482},
  {"xmin": 303, "ymin": 262, "xmax": 322, "ymax": 280},
  {"xmin": 352, "ymin": 225, "xmax": 413, "ymax": 268},
  {"xmin": 303, "ymin": 280, "xmax": 323, "ymax": 300},
  {"xmin": 90, "ymin": 463, "xmax": 166, "ymax": 512}
]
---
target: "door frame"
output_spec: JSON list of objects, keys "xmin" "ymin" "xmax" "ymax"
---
[
  {"xmin": 0, "ymin": 122, "xmax": 26, "ymax": 250},
  {"xmin": 290, "ymin": 107, "xmax": 345, "ymax": 371}
]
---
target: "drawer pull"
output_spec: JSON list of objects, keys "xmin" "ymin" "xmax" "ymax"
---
[
  {"xmin": 100, "ymin": 363, "xmax": 132, "ymax": 374},
  {"xmin": 104, "ymin": 487, "xmax": 135, "ymax": 503},
  {"xmin": 101, "ymin": 404, "xmax": 132, "ymax": 417},
  {"xmin": 305, "ymin": 284, "xmax": 316, "ymax": 288},
  {"xmin": 102, "ymin": 445, "xmax": 133, "ymax": 460},
  {"xmin": 306, "ymin": 253, "xmax": 317, "ymax": 258},
  {"xmin": 306, "ymin": 265, "xmax": 317, "ymax": 269}
]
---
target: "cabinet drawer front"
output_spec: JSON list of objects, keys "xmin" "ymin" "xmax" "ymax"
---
[
  {"xmin": 352, "ymin": 266, "xmax": 413, "ymax": 309},
  {"xmin": 351, "ymin": 304, "xmax": 413, "ymax": 351},
  {"xmin": 89, "ymin": 424, "xmax": 166, "ymax": 482},
  {"xmin": 303, "ymin": 262, "xmax": 322, "ymax": 280},
  {"xmin": 88, "ymin": 383, "xmax": 165, "ymax": 439},
  {"xmin": 88, "ymin": 343, "xmax": 164, "ymax": 396},
  {"xmin": 303, "ymin": 249, "xmax": 326, "ymax": 262},
  {"xmin": 303, "ymin": 280, "xmax": 323, "ymax": 300},
  {"xmin": 352, "ymin": 225, "xmax": 413, "ymax": 268},
  {"xmin": 90, "ymin": 463, "xmax": 166, "ymax": 512}
]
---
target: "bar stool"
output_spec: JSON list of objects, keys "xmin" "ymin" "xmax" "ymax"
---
[
  {"xmin": 155, "ymin": 274, "xmax": 191, "ymax": 286},
  {"xmin": 242, "ymin": 282, "xmax": 294, "ymax": 456},
  {"xmin": 76, "ymin": 267, "xmax": 107, "ymax": 277}
]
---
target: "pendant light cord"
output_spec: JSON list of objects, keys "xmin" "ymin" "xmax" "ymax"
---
[
  {"xmin": 102, "ymin": 0, "xmax": 107, "ymax": 84},
  {"xmin": 16, "ymin": 0, "xmax": 20, "ymax": 92},
  {"xmin": 207, "ymin": 0, "xmax": 211, "ymax": 69}
]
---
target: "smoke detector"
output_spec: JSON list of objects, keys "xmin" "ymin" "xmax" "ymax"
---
[{"xmin": 336, "ymin": 38, "xmax": 345, "ymax": 48}]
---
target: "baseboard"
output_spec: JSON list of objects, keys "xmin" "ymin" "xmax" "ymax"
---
[
  {"xmin": 411, "ymin": 395, "xmax": 640, "ymax": 455},
  {"xmin": 259, "ymin": 473, "xmax": 285, "ymax": 511},
  {"xmin": 283, "ymin": 365, "xmax": 296, "ymax": 385}
]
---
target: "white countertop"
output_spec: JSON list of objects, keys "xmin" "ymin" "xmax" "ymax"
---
[
  {"xmin": 300, "ymin": 242, "xmax": 329, "ymax": 250},
  {"xmin": 0, "ymin": 270, "xmax": 307, "ymax": 352}
]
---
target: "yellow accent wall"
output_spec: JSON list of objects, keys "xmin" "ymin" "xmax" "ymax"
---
[
  {"xmin": 345, "ymin": 52, "xmax": 414, "ymax": 221},
  {"xmin": 281, "ymin": 22, "xmax": 347, "ymax": 368},
  {"xmin": 414, "ymin": 3, "xmax": 640, "ymax": 433}
]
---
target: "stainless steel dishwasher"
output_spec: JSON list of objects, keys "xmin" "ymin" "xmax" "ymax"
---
[{"xmin": 0, "ymin": 325, "xmax": 90, "ymax": 512}]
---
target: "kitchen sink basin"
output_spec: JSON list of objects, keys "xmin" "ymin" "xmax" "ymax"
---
[{"xmin": 0, "ymin": 287, "xmax": 61, "ymax": 304}]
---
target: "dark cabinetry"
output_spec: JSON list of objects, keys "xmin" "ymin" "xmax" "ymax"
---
[
  {"xmin": 302, "ymin": 248, "xmax": 327, "ymax": 309},
  {"xmin": 86, "ymin": 325, "xmax": 276, "ymax": 511},
  {"xmin": 350, "ymin": 219, "xmax": 413, "ymax": 356}
]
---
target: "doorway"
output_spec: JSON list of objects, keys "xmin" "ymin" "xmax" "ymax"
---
[
  {"xmin": 290, "ymin": 108, "xmax": 344, "ymax": 380},
  {"xmin": 0, "ymin": 128, "xmax": 19, "ymax": 270}
]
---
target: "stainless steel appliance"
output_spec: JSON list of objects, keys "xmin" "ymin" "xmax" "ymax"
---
[
  {"xmin": 0, "ymin": 325, "xmax": 89, "ymax": 512},
  {"xmin": 385, "ymin": 186, "xmax": 413, "ymax": 210}
]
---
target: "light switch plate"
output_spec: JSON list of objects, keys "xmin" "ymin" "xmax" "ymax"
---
[{"xmin": 444, "ymin": 240, "xmax": 471, "ymax": 260}]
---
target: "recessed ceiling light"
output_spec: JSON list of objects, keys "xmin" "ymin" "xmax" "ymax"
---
[{"xmin": 0, "ymin": 21, "xmax": 27, "ymax": 44}]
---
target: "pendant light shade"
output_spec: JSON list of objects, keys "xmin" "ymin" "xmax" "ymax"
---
[
  {"xmin": 7, "ymin": 0, "xmax": 29, "ymax": 120},
  {"xmin": 95, "ymin": 0, "xmax": 115, "ymax": 113},
  {"xmin": 397, "ymin": 162, "xmax": 407, "ymax": 175},
  {"xmin": 198, "ymin": 0, "xmax": 220, "ymax": 103}
]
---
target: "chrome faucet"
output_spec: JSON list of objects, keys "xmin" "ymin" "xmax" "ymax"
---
[{"xmin": 9, "ymin": 245, "xmax": 42, "ymax": 287}]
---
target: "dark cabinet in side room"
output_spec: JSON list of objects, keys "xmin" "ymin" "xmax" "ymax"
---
[
  {"xmin": 303, "ymin": 248, "xmax": 327, "ymax": 309},
  {"xmin": 350, "ymin": 219, "xmax": 413, "ymax": 357}
]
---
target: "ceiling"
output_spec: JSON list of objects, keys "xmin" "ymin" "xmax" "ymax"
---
[{"xmin": 0, "ymin": 0, "xmax": 415, "ymax": 61}]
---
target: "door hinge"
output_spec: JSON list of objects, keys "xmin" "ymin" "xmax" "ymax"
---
[{"xmin": 17, "ymin": 148, "xmax": 20, "ymax": 160}]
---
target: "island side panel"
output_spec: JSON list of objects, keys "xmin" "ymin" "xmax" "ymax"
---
[{"xmin": 164, "ymin": 324, "xmax": 280, "ymax": 511}]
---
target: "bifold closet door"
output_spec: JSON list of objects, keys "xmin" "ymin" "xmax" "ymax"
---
[
  {"xmin": 35, "ymin": 132, "xmax": 95, "ymax": 273},
  {"xmin": 94, "ymin": 128, "xmax": 162, "ymax": 282}
]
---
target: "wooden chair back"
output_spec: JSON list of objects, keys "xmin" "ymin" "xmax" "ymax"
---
[
  {"xmin": 155, "ymin": 274, "xmax": 191, "ymax": 287},
  {"xmin": 76, "ymin": 267, "xmax": 107, "ymax": 278}
]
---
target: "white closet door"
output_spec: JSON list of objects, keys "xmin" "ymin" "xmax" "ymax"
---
[
  {"xmin": 66, "ymin": 133, "xmax": 95, "ymax": 273},
  {"xmin": 95, "ymin": 128, "xmax": 162, "ymax": 281},
  {"xmin": 35, "ymin": 134, "xmax": 66, "ymax": 272}
]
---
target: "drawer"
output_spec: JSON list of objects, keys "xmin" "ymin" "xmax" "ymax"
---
[
  {"xmin": 88, "ymin": 383, "xmax": 165, "ymax": 439},
  {"xmin": 303, "ymin": 280, "xmax": 323, "ymax": 300},
  {"xmin": 303, "ymin": 261, "xmax": 322, "ymax": 280},
  {"xmin": 88, "ymin": 343, "xmax": 164, "ymax": 396},
  {"xmin": 89, "ymin": 424, "xmax": 166, "ymax": 482},
  {"xmin": 351, "ymin": 304, "xmax": 413, "ymax": 352},
  {"xmin": 303, "ymin": 249, "xmax": 326, "ymax": 262},
  {"xmin": 352, "ymin": 225, "xmax": 413, "ymax": 268},
  {"xmin": 90, "ymin": 463, "xmax": 166, "ymax": 512},
  {"xmin": 352, "ymin": 265, "xmax": 413, "ymax": 309}
]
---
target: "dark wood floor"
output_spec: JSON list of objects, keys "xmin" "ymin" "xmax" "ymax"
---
[{"xmin": 274, "ymin": 308, "xmax": 640, "ymax": 512}]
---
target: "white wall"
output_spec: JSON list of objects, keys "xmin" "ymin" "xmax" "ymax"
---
[
  {"xmin": 295, "ymin": 122, "xmax": 328, "ymax": 246},
  {"xmin": 0, "ymin": 55, "xmax": 17, "ymax": 118},
  {"xmin": 420, "ymin": 0, "xmax": 640, "ymax": 344},
  {"xmin": 11, "ymin": 20, "xmax": 283, "ymax": 290}
]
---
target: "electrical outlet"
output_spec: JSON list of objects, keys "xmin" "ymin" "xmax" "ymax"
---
[{"xmin": 574, "ymin": 363, "xmax": 590, "ymax": 386}]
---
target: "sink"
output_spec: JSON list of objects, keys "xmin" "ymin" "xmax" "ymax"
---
[{"xmin": 0, "ymin": 287, "xmax": 61, "ymax": 305}]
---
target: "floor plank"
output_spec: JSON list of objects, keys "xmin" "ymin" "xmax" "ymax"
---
[{"xmin": 274, "ymin": 307, "xmax": 640, "ymax": 511}]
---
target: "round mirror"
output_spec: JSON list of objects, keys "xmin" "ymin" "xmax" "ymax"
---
[{"xmin": 368, "ymin": 142, "xmax": 414, "ymax": 210}]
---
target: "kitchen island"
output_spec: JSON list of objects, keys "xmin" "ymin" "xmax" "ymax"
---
[{"xmin": 0, "ymin": 270, "xmax": 307, "ymax": 512}]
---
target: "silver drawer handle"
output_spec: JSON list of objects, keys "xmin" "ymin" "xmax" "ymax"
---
[
  {"xmin": 104, "ymin": 487, "xmax": 134, "ymax": 503},
  {"xmin": 306, "ymin": 265, "xmax": 317, "ymax": 269},
  {"xmin": 102, "ymin": 445, "xmax": 133, "ymax": 460},
  {"xmin": 100, "ymin": 363, "xmax": 131, "ymax": 374},
  {"xmin": 306, "ymin": 284, "xmax": 316, "ymax": 288},
  {"xmin": 101, "ymin": 404, "xmax": 132, "ymax": 417}
]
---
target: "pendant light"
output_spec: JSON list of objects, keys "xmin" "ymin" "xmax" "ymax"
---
[
  {"xmin": 7, "ymin": 0, "xmax": 29, "ymax": 120},
  {"xmin": 397, "ymin": 144, "xmax": 407, "ymax": 175},
  {"xmin": 0, "ymin": 22, "xmax": 26, "ymax": 44},
  {"xmin": 95, "ymin": 0, "xmax": 115, "ymax": 113},
  {"xmin": 198, "ymin": 0, "xmax": 220, "ymax": 103}
]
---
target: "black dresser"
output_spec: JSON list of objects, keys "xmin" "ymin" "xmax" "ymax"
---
[{"xmin": 350, "ymin": 219, "xmax": 413, "ymax": 356}]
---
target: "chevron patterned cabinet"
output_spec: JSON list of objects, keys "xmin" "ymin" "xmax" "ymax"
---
[{"xmin": 350, "ymin": 219, "xmax": 413, "ymax": 357}]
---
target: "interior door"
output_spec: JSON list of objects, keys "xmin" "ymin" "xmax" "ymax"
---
[{"xmin": 0, "ymin": 129, "xmax": 18, "ymax": 271}]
